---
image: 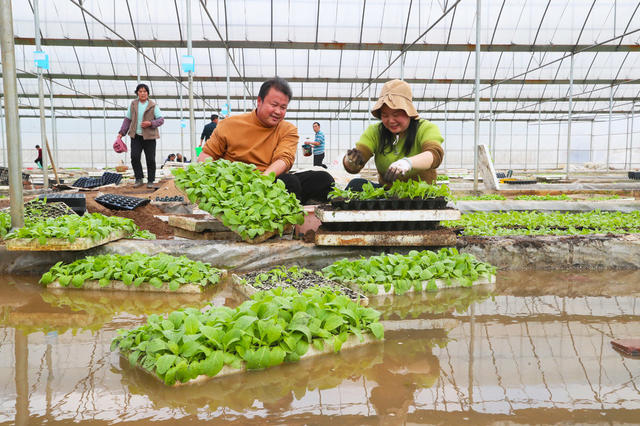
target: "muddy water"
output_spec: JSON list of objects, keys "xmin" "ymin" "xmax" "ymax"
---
[{"xmin": 1, "ymin": 271, "xmax": 639, "ymax": 425}]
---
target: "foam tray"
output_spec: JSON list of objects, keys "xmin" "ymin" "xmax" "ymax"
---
[
  {"xmin": 95, "ymin": 194, "xmax": 150, "ymax": 211},
  {"xmin": 37, "ymin": 192, "xmax": 86, "ymax": 215},
  {"xmin": 330, "ymin": 197, "xmax": 447, "ymax": 210}
]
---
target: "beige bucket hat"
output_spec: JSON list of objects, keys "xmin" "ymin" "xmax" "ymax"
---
[{"xmin": 371, "ymin": 79, "xmax": 419, "ymax": 119}]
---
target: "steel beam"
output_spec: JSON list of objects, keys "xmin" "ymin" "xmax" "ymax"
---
[{"xmin": 13, "ymin": 37, "xmax": 640, "ymax": 52}]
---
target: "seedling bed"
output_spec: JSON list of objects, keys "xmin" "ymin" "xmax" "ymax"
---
[
  {"xmin": 46, "ymin": 275, "xmax": 225, "ymax": 294},
  {"xmin": 5, "ymin": 229, "xmax": 129, "ymax": 251},
  {"xmin": 330, "ymin": 197, "xmax": 448, "ymax": 210},
  {"xmin": 346, "ymin": 275, "xmax": 496, "ymax": 297},
  {"xmin": 95, "ymin": 194, "xmax": 150, "ymax": 211},
  {"xmin": 2, "ymin": 200, "xmax": 76, "ymax": 220},
  {"xmin": 231, "ymin": 271, "xmax": 369, "ymax": 305},
  {"xmin": 118, "ymin": 333, "xmax": 379, "ymax": 387}
]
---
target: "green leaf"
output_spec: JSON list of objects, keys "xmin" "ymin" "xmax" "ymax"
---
[
  {"xmin": 184, "ymin": 315, "xmax": 201, "ymax": 335},
  {"xmin": 155, "ymin": 354, "xmax": 177, "ymax": 375},
  {"xmin": 323, "ymin": 314, "xmax": 345, "ymax": 332},
  {"xmin": 368, "ymin": 322, "xmax": 384, "ymax": 340},
  {"xmin": 71, "ymin": 275, "xmax": 84, "ymax": 288},
  {"xmin": 201, "ymin": 351, "xmax": 224, "ymax": 377},
  {"xmin": 149, "ymin": 277, "xmax": 164, "ymax": 288}
]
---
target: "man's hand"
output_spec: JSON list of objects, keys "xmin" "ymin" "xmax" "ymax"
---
[
  {"xmin": 384, "ymin": 158, "xmax": 412, "ymax": 182},
  {"xmin": 141, "ymin": 120, "xmax": 152, "ymax": 128}
]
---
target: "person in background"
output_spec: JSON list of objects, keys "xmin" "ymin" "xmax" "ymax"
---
[
  {"xmin": 117, "ymin": 83, "xmax": 164, "ymax": 188},
  {"xmin": 161, "ymin": 153, "xmax": 176, "ymax": 168},
  {"xmin": 310, "ymin": 121, "xmax": 327, "ymax": 168},
  {"xmin": 199, "ymin": 114, "xmax": 219, "ymax": 147},
  {"xmin": 198, "ymin": 77, "xmax": 334, "ymax": 204},
  {"xmin": 176, "ymin": 153, "xmax": 188, "ymax": 163},
  {"xmin": 34, "ymin": 145, "xmax": 43, "ymax": 169},
  {"xmin": 342, "ymin": 79, "xmax": 444, "ymax": 191}
]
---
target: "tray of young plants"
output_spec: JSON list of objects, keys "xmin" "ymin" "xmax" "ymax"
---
[
  {"xmin": 1, "ymin": 198, "xmax": 76, "ymax": 220},
  {"xmin": 320, "ymin": 248, "xmax": 496, "ymax": 296},
  {"xmin": 327, "ymin": 180, "xmax": 451, "ymax": 211},
  {"xmin": 111, "ymin": 286, "xmax": 385, "ymax": 386},
  {"xmin": 172, "ymin": 159, "xmax": 304, "ymax": 243},
  {"xmin": 39, "ymin": 253, "xmax": 225, "ymax": 293},
  {"xmin": 231, "ymin": 265, "xmax": 369, "ymax": 306},
  {"xmin": 443, "ymin": 210, "xmax": 640, "ymax": 236},
  {"xmin": 3, "ymin": 212, "xmax": 155, "ymax": 251}
]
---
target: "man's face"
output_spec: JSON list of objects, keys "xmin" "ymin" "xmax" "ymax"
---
[
  {"xmin": 256, "ymin": 88, "xmax": 289, "ymax": 127},
  {"xmin": 313, "ymin": 123, "xmax": 320, "ymax": 133},
  {"xmin": 137, "ymin": 88, "xmax": 149, "ymax": 102}
]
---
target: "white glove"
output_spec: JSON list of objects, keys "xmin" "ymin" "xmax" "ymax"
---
[{"xmin": 384, "ymin": 158, "xmax": 412, "ymax": 182}]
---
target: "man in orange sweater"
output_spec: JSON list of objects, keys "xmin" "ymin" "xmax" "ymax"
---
[{"xmin": 198, "ymin": 77, "xmax": 334, "ymax": 204}]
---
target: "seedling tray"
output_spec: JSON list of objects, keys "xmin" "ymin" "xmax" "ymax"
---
[
  {"xmin": 231, "ymin": 273, "xmax": 369, "ymax": 306},
  {"xmin": 38, "ymin": 192, "xmax": 86, "ymax": 215},
  {"xmin": 95, "ymin": 194, "xmax": 150, "ymax": 211},
  {"xmin": 316, "ymin": 207, "xmax": 460, "ymax": 223},
  {"xmin": 629, "ymin": 171, "xmax": 640, "ymax": 180},
  {"xmin": 330, "ymin": 197, "xmax": 448, "ymax": 210},
  {"xmin": 5, "ymin": 229, "xmax": 129, "ymax": 251},
  {"xmin": 119, "ymin": 333, "xmax": 380, "ymax": 387},
  {"xmin": 504, "ymin": 179, "xmax": 538, "ymax": 185},
  {"xmin": 315, "ymin": 227, "xmax": 458, "ymax": 246},
  {"xmin": 101, "ymin": 172, "xmax": 123, "ymax": 185},
  {"xmin": 46, "ymin": 272, "xmax": 226, "ymax": 294},
  {"xmin": 345, "ymin": 275, "xmax": 496, "ymax": 297}
]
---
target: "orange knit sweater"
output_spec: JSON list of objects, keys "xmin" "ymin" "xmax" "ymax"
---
[{"xmin": 202, "ymin": 110, "xmax": 299, "ymax": 172}]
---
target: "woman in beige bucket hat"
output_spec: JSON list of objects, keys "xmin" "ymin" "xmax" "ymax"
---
[{"xmin": 342, "ymin": 79, "xmax": 444, "ymax": 189}]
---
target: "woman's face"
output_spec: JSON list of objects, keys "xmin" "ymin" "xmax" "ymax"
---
[
  {"xmin": 379, "ymin": 104, "xmax": 410, "ymax": 134},
  {"xmin": 137, "ymin": 87, "xmax": 149, "ymax": 102}
]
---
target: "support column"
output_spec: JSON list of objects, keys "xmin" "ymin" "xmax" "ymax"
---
[
  {"xmin": 631, "ymin": 104, "xmax": 635, "ymax": 168},
  {"xmin": 566, "ymin": 53, "xmax": 574, "ymax": 179},
  {"xmin": 607, "ymin": 85, "xmax": 612, "ymax": 169},
  {"xmin": 187, "ymin": 0, "xmax": 196, "ymax": 162},
  {"xmin": 136, "ymin": 49, "xmax": 141, "ymax": 84},
  {"xmin": 179, "ymin": 90, "xmax": 184, "ymax": 157},
  {"xmin": 524, "ymin": 121, "xmax": 529, "ymax": 170},
  {"xmin": 89, "ymin": 118, "xmax": 94, "ymax": 168},
  {"xmin": 49, "ymin": 79, "xmax": 58, "ymax": 167},
  {"xmin": 536, "ymin": 102, "xmax": 541, "ymax": 172},
  {"xmin": 103, "ymin": 102, "xmax": 108, "ymax": 169},
  {"xmin": 35, "ymin": 0, "xmax": 49, "ymax": 189},
  {"xmin": 508, "ymin": 121, "xmax": 513, "ymax": 170},
  {"xmin": 489, "ymin": 85, "xmax": 494, "ymax": 158},
  {"xmin": 0, "ymin": 94, "xmax": 5, "ymax": 166},
  {"xmin": 0, "ymin": 0, "xmax": 24, "ymax": 227},
  {"xmin": 444, "ymin": 103, "xmax": 448, "ymax": 172},
  {"xmin": 589, "ymin": 120, "xmax": 594, "ymax": 163},
  {"xmin": 472, "ymin": 0, "xmax": 481, "ymax": 191},
  {"xmin": 556, "ymin": 121, "xmax": 561, "ymax": 169}
]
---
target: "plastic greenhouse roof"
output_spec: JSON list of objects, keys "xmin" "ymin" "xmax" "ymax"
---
[{"xmin": 4, "ymin": 0, "xmax": 640, "ymax": 121}]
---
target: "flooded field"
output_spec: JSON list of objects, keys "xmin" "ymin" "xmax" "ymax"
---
[{"xmin": 1, "ymin": 271, "xmax": 639, "ymax": 424}]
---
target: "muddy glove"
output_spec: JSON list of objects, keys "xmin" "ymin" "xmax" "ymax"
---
[
  {"xmin": 384, "ymin": 157, "xmax": 412, "ymax": 182},
  {"xmin": 343, "ymin": 148, "xmax": 366, "ymax": 172}
]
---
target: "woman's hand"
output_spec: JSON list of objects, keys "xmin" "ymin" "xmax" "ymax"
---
[
  {"xmin": 384, "ymin": 158, "xmax": 412, "ymax": 182},
  {"xmin": 343, "ymin": 148, "xmax": 365, "ymax": 173},
  {"xmin": 141, "ymin": 120, "xmax": 152, "ymax": 128}
]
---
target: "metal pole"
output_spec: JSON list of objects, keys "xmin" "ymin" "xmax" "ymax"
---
[
  {"xmin": 524, "ymin": 121, "xmax": 529, "ymax": 170},
  {"xmin": 566, "ymin": 53, "xmax": 573, "ymax": 179},
  {"xmin": 589, "ymin": 120, "xmax": 594, "ymax": 163},
  {"xmin": 631, "ymin": 104, "xmax": 635, "ymax": 168},
  {"xmin": 509, "ymin": 121, "xmax": 513, "ymax": 170},
  {"xmin": 89, "ymin": 118, "xmax": 94, "ymax": 168},
  {"xmin": 35, "ymin": 0, "xmax": 49, "ymax": 189},
  {"xmin": 607, "ymin": 85, "xmax": 612, "ymax": 170},
  {"xmin": 103, "ymin": 102, "xmax": 107, "ymax": 169},
  {"xmin": 556, "ymin": 121, "xmax": 561, "ymax": 169},
  {"xmin": 472, "ymin": 0, "xmax": 481, "ymax": 191},
  {"xmin": 187, "ymin": 0, "xmax": 196, "ymax": 161},
  {"xmin": 136, "ymin": 49, "xmax": 141, "ymax": 84},
  {"xmin": 179, "ymin": 90, "xmax": 184, "ymax": 156},
  {"xmin": 226, "ymin": 53, "xmax": 231, "ymax": 117},
  {"xmin": 0, "ymin": 0, "xmax": 25, "ymax": 227},
  {"xmin": 0, "ymin": 94, "xmax": 5, "ymax": 166},
  {"xmin": 489, "ymin": 85, "xmax": 493, "ymax": 158},
  {"xmin": 49, "ymin": 79, "xmax": 58, "ymax": 167},
  {"xmin": 536, "ymin": 102, "xmax": 541, "ymax": 172},
  {"xmin": 460, "ymin": 121, "xmax": 464, "ymax": 169},
  {"xmin": 624, "ymin": 113, "xmax": 630, "ymax": 169}
]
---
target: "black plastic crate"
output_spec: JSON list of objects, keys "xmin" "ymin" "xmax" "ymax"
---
[
  {"xmin": 101, "ymin": 172, "xmax": 122, "ymax": 186},
  {"xmin": 38, "ymin": 192, "xmax": 86, "ymax": 215},
  {"xmin": 72, "ymin": 176, "xmax": 103, "ymax": 188},
  {"xmin": 95, "ymin": 194, "xmax": 150, "ymax": 211},
  {"xmin": 628, "ymin": 171, "xmax": 640, "ymax": 180}
]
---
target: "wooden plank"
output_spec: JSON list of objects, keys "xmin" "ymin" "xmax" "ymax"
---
[
  {"xmin": 315, "ymin": 208, "xmax": 460, "ymax": 222},
  {"xmin": 345, "ymin": 275, "xmax": 496, "ymax": 297},
  {"xmin": 315, "ymin": 229, "xmax": 458, "ymax": 246},
  {"xmin": 119, "ymin": 333, "xmax": 382, "ymax": 387},
  {"xmin": 5, "ymin": 229, "xmax": 129, "ymax": 251},
  {"xmin": 230, "ymin": 273, "xmax": 369, "ymax": 306},
  {"xmin": 46, "ymin": 273, "xmax": 226, "ymax": 293},
  {"xmin": 478, "ymin": 144, "xmax": 500, "ymax": 190},
  {"xmin": 168, "ymin": 215, "xmax": 228, "ymax": 232}
]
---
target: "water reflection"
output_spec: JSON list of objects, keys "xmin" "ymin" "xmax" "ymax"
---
[{"xmin": 0, "ymin": 271, "xmax": 639, "ymax": 424}]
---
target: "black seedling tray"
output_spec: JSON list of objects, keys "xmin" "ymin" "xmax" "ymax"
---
[
  {"xmin": 101, "ymin": 172, "xmax": 122, "ymax": 185},
  {"xmin": 496, "ymin": 172, "xmax": 506, "ymax": 179},
  {"xmin": 95, "ymin": 194, "xmax": 150, "ymax": 211},
  {"xmin": 504, "ymin": 179, "xmax": 538, "ymax": 185},
  {"xmin": 628, "ymin": 171, "xmax": 640, "ymax": 180},
  {"xmin": 38, "ymin": 192, "xmax": 86, "ymax": 215},
  {"xmin": 155, "ymin": 195, "xmax": 185, "ymax": 202},
  {"xmin": 72, "ymin": 176, "xmax": 103, "ymax": 188},
  {"xmin": 330, "ymin": 197, "xmax": 448, "ymax": 211},
  {"xmin": 322, "ymin": 221, "xmax": 439, "ymax": 232}
]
